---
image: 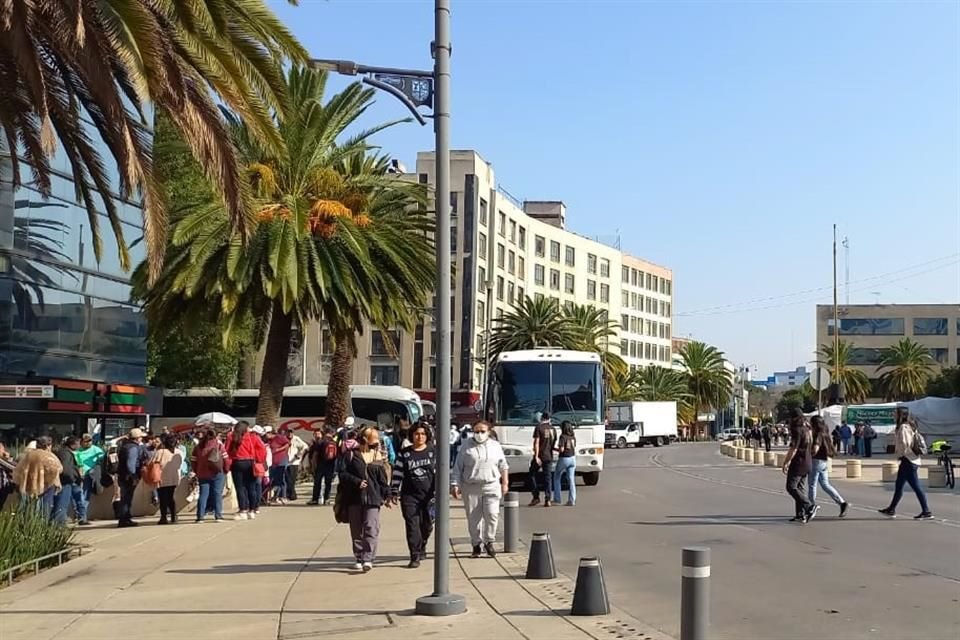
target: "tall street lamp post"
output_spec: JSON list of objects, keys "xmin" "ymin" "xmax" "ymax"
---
[{"xmin": 309, "ymin": 0, "xmax": 464, "ymax": 617}]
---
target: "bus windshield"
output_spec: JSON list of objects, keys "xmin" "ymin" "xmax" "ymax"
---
[{"xmin": 492, "ymin": 360, "xmax": 602, "ymax": 426}]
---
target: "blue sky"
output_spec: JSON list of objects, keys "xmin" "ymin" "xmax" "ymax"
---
[{"xmin": 269, "ymin": 0, "xmax": 959, "ymax": 376}]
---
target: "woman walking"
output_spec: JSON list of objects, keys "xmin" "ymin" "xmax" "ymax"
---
[
  {"xmin": 391, "ymin": 423, "xmax": 436, "ymax": 568},
  {"xmin": 339, "ymin": 426, "xmax": 392, "ymax": 572},
  {"xmin": 879, "ymin": 415, "xmax": 934, "ymax": 520},
  {"xmin": 152, "ymin": 434, "xmax": 183, "ymax": 524},
  {"xmin": 781, "ymin": 409, "xmax": 815, "ymax": 523},
  {"xmin": 552, "ymin": 421, "xmax": 577, "ymax": 506},
  {"xmin": 451, "ymin": 421, "xmax": 510, "ymax": 558},
  {"xmin": 807, "ymin": 416, "xmax": 849, "ymax": 519},
  {"xmin": 191, "ymin": 429, "xmax": 229, "ymax": 522},
  {"xmin": 227, "ymin": 421, "xmax": 266, "ymax": 520}
]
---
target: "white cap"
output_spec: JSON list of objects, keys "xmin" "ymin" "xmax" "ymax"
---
[
  {"xmin": 345, "ymin": 417, "xmax": 355, "ymax": 427},
  {"xmin": 252, "ymin": 425, "xmax": 265, "ymax": 435},
  {"xmin": 263, "ymin": 426, "xmax": 274, "ymax": 433}
]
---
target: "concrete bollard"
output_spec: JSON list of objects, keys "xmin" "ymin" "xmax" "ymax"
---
[
  {"xmin": 927, "ymin": 467, "xmax": 947, "ymax": 488},
  {"xmin": 503, "ymin": 491, "xmax": 520, "ymax": 553},
  {"xmin": 525, "ymin": 532, "xmax": 556, "ymax": 579},
  {"xmin": 764, "ymin": 452, "xmax": 777, "ymax": 466},
  {"xmin": 681, "ymin": 546, "xmax": 710, "ymax": 640},
  {"xmin": 753, "ymin": 450, "xmax": 763, "ymax": 464},
  {"xmin": 735, "ymin": 448, "xmax": 745, "ymax": 461},
  {"xmin": 846, "ymin": 459, "xmax": 862, "ymax": 479},
  {"xmin": 775, "ymin": 453, "xmax": 787, "ymax": 467},
  {"xmin": 881, "ymin": 462, "xmax": 899, "ymax": 482},
  {"xmin": 571, "ymin": 557, "xmax": 610, "ymax": 616}
]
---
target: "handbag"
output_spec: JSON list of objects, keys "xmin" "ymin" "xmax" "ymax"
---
[
  {"xmin": 142, "ymin": 459, "xmax": 163, "ymax": 486},
  {"xmin": 207, "ymin": 443, "xmax": 224, "ymax": 472},
  {"xmin": 253, "ymin": 462, "xmax": 266, "ymax": 478}
]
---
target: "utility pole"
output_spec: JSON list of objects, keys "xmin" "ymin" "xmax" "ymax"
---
[{"xmin": 832, "ymin": 225, "xmax": 842, "ymax": 403}]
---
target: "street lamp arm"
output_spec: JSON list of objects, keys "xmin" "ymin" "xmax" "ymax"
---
[
  {"xmin": 361, "ymin": 77, "xmax": 428, "ymax": 126},
  {"xmin": 309, "ymin": 58, "xmax": 433, "ymax": 79}
]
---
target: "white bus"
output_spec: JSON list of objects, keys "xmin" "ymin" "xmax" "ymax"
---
[
  {"xmin": 486, "ymin": 349, "xmax": 605, "ymax": 486},
  {"xmin": 153, "ymin": 385, "xmax": 424, "ymax": 433}
]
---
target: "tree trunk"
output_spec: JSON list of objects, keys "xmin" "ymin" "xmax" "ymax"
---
[
  {"xmin": 256, "ymin": 301, "xmax": 294, "ymax": 427},
  {"xmin": 326, "ymin": 333, "xmax": 355, "ymax": 429}
]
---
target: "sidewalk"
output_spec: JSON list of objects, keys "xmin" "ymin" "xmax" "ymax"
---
[{"xmin": 0, "ymin": 490, "xmax": 672, "ymax": 640}]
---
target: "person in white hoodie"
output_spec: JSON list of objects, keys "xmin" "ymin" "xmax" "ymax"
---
[
  {"xmin": 451, "ymin": 421, "xmax": 509, "ymax": 558},
  {"xmin": 879, "ymin": 414, "xmax": 933, "ymax": 520}
]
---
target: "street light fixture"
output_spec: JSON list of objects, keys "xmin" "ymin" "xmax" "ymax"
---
[{"xmin": 308, "ymin": 0, "xmax": 464, "ymax": 618}]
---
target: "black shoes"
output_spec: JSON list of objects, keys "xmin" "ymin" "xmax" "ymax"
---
[
  {"xmin": 528, "ymin": 497, "xmax": 541, "ymax": 507},
  {"xmin": 878, "ymin": 507, "xmax": 896, "ymax": 518},
  {"xmin": 484, "ymin": 542, "xmax": 497, "ymax": 558},
  {"xmin": 806, "ymin": 505, "xmax": 820, "ymax": 522},
  {"xmin": 117, "ymin": 520, "xmax": 138, "ymax": 528},
  {"xmin": 471, "ymin": 545, "xmax": 481, "ymax": 558},
  {"xmin": 914, "ymin": 512, "xmax": 934, "ymax": 520},
  {"xmin": 408, "ymin": 558, "xmax": 421, "ymax": 569},
  {"xmin": 839, "ymin": 502, "xmax": 849, "ymax": 518}
]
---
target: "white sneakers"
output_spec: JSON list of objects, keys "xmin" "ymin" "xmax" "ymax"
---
[
  {"xmin": 235, "ymin": 512, "xmax": 248, "ymax": 521},
  {"xmin": 362, "ymin": 562, "xmax": 373, "ymax": 572},
  {"xmin": 353, "ymin": 562, "xmax": 363, "ymax": 571},
  {"xmin": 249, "ymin": 511, "xmax": 257, "ymax": 520}
]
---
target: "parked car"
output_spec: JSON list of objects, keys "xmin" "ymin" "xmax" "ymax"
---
[{"xmin": 718, "ymin": 429, "xmax": 744, "ymax": 441}]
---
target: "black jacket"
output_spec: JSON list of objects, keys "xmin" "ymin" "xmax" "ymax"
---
[
  {"xmin": 339, "ymin": 450, "xmax": 391, "ymax": 507},
  {"xmin": 56, "ymin": 447, "xmax": 82, "ymax": 485}
]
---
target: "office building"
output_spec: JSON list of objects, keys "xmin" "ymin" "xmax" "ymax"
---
[
  {"xmin": 815, "ymin": 304, "xmax": 960, "ymax": 380},
  {"xmin": 0, "ymin": 127, "xmax": 150, "ymax": 441},
  {"xmin": 252, "ymin": 150, "xmax": 674, "ymax": 409},
  {"xmin": 756, "ymin": 366, "xmax": 808, "ymax": 390}
]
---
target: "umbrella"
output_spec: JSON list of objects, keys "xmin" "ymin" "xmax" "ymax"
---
[{"xmin": 195, "ymin": 412, "xmax": 238, "ymax": 426}]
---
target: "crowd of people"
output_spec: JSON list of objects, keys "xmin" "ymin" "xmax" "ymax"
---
[{"xmin": 831, "ymin": 420, "xmax": 879, "ymax": 457}]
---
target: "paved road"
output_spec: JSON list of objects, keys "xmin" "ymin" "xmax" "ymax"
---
[{"xmin": 517, "ymin": 443, "xmax": 960, "ymax": 640}]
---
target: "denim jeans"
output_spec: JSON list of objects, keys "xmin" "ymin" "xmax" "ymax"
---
[
  {"xmin": 231, "ymin": 460, "xmax": 260, "ymax": 512},
  {"xmin": 312, "ymin": 463, "xmax": 336, "ymax": 503},
  {"xmin": 855, "ymin": 437, "xmax": 864, "ymax": 456},
  {"xmin": 785, "ymin": 469, "xmax": 812, "ymax": 517},
  {"xmin": 888, "ymin": 458, "xmax": 930, "ymax": 514},
  {"xmin": 808, "ymin": 459, "xmax": 844, "ymax": 505},
  {"xmin": 197, "ymin": 473, "xmax": 225, "ymax": 520},
  {"xmin": 118, "ymin": 478, "xmax": 137, "ymax": 523},
  {"xmin": 552, "ymin": 456, "xmax": 577, "ymax": 505},
  {"xmin": 528, "ymin": 460, "xmax": 555, "ymax": 501},
  {"xmin": 270, "ymin": 464, "xmax": 288, "ymax": 500},
  {"xmin": 53, "ymin": 483, "xmax": 86, "ymax": 524}
]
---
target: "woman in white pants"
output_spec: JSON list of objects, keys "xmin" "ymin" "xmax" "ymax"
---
[{"xmin": 451, "ymin": 421, "xmax": 509, "ymax": 558}]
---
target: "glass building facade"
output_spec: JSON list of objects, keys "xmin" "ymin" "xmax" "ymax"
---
[{"xmin": 0, "ymin": 124, "xmax": 147, "ymax": 385}]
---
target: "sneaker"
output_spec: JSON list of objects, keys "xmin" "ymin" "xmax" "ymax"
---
[
  {"xmin": 157, "ymin": 519, "xmax": 168, "ymax": 526},
  {"xmin": 789, "ymin": 516, "xmax": 801, "ymax": 522},
  {"xmin": 353, "ymin": 562, "xmax": 363, "ymax": 572},
  {"xmin": 77, "ymin": 520, "xmax": 91, "ymax": 526},
  {"xmin": 306, "ymin": 500, "xmax": 319, "ymax": 506},
  {"xmin": 484, "ymin": 542, "xmax": 497, "ymax": 558},
  {"xmin": 566, "ymin": 502, "xmax": 575, "ymax": 507},
  {"xmin": 544, "ymin": 500, "xmax": 552, "ymax": 508},
  {"xmin": 324, "ymin": 499, "xmax": 334, "ymax": 506},
  {"xmin": 362, "ymin": 562, "xmax": 373, "ymax": 572},
  {"xmin": 408, "ymin": 558, "xmax": 421, "ymax": 569},
  {"xmin": 471, "ymin": 545, "xmax": 481, "ymax": 559},
  {"xmin": 118, "ymin": 520, "xmax": 138, "ymax": 528},
  {"xmin": 807, "ymin": 505, "xmax": 820, "ymax": 521},
  {"xmin": 528, "ymin": 497, "xmax": 540, "ymax": 507},
  {"xmin": 914, "ymin": 512, "xmax": 934, "ymax": 520},
  {"xmin": 248, "ymin": 511, "xmax": 257, "ymax": 520},
  {"xmin": 878, "ymin": 508, "xmax": 897, "ymax": 518},
  {"xmin": 235, "ymin": 512, "xmax": 248, "ymax": 521},
  {"xmin": 839, "ymin": 502, "xmax": 849, "ymax": 518}
]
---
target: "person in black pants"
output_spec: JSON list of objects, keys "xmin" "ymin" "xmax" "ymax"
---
[
  {"xmin": 391, "ymin": 423, "xmax": 436, "ymax": 568},
  {"xmin": 528, "ymin": 414, "xmax": 557, "ymax": 507},
  {"xmin": 781, "ymin": 410, "xmax": 815, "ymax": 523},
  {"xmin": 308, "ymin": 429, "xmax": 339, "ymax": 505}
]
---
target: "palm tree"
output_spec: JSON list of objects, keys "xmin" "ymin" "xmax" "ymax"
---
[
  {"xmin": 608, "ymin": 368, "xmax": 642, "ymax": 401},
  {"xmin": 488, "ymin": 296, "xmax": 576, "ymax": 357},
  {"xmin": 878, "ymin": 338, "xmax": 936, "ymax": 401},
  {"xmin": 1, "ymin": 0, "xmax": 307, "ymax": 278},
  {"xmin": 137, "ymin": 67, "xmax": 435, "ymax": 426},
  {"xmin": 816, "ymin": 340, "xmax": 871, "ymax": 403},
  {"xmin": 676, "ymin": 341, "xmax": 732, "ymax": 436},
  {"xmin": 564, "ymin": 303, "xmax": 627, "ymax": 379}
]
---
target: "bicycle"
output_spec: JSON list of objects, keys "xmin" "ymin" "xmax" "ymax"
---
[{"xmin": 932, "ymin": 441, "xmax": 955, "ymax": 489}]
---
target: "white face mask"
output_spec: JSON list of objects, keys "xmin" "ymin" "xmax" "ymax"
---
[{"xmin": 473, "ymin": 432, "xmax": 489, "ymax": 444}]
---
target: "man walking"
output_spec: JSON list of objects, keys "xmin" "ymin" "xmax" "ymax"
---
[
  {"xmin": 308, "ymin": 429, "xmax": 339, "ymax": 505},
  {"xmin": 761, "ymin": 424, "xmax": 772, "ymax": 452},
  {"xmin": 52, "ymin": 436, "xmax": 84, "ymax": 525},
  {"xmin": 117, "ymin": 428, "xmax": 145, "ymax": 528},
  {"xmin": 76, "ymin": 434, "xmax": 104, "ymax": 523},
  {"xmin": 782, "ymin": 409, "xmax": 815, "ymax": 523},
  {"xmin": 528, "ymin": 412, "xmax": 557, "ymax": 507},
  {"xmin": 863, "ymin": 421, "xmax": 877, "ymax": 458},
  {"xmin": 839, "ymin": 421, "xmax": 852, "ymax": 455}
]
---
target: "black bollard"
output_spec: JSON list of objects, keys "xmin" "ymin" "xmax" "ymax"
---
[
  {"xmin": 524, "ymin": 532, "xmax": 556, "ymax": 579},
  {"xmin": 503, "ymin": 491, "xmax": 520, "ymax": 553},
  {"xmin": 681, "ymin": 546, "xmax": 710, "ymax": 640},
  {"xmin": 571, "ymin": 557, "xmax": 610, "ymax": 616}
]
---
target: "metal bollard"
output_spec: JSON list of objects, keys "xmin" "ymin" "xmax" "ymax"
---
[
  {"xmin": 681, "ymin": 546, "xmax": 710, "ymax": 640},
  {"xmin": 503, "ymin": 491, "xmax": 520, "ymax": 553}
]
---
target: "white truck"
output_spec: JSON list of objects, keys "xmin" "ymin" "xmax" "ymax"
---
[{"xmin": 605, "ymin": 401, "xmax": 678, "ymax": 448}]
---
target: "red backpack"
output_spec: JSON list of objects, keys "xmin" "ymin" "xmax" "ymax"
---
[{"xmin": 322, "ymin": 439, "xmax": 338, "ymax": 462}]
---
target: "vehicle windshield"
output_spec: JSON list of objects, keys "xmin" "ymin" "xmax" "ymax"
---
[{"xmin": 492, "ymin": 360, "xmax": 602, "ymax": 426}]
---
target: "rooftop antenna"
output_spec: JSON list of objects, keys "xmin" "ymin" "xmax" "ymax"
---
[{"xmin": 870, "ymin": 291, "xmax": 881, "ymax": 304}]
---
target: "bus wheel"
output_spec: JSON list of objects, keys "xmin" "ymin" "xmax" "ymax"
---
[
  {"xmin": 583, "ymin": 472, "xmax": 600, "ymax": 486},
  {"xmin": 654, "ymin": 437, "xmax": 664, "ymax": 447}
]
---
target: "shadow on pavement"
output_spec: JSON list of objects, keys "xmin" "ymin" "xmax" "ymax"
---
[
  {"xmin": 6, "ymin": 609, "xmax": 400, "ymax": 616},
  {"xmin": 167, "ymin": 555, "xmax": 411, "ymax": 575}
]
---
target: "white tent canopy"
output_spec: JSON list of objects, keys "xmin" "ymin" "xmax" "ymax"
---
[{"xmin": 807, "ymin": 398, "xmax": 960, "ymax": 439}]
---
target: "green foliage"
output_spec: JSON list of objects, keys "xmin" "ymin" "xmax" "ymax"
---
[
  {"xmin": 675, "ymin": 341, "xmax": 733, "ymax": 416},
  {"xmin": 0, "ymin": 501, "xmax": 74, "ymax": 574},
  {"xmin": 775, "ymin": 387, "xmax": 816, "ymax": 421},
  {"xmin": 926, "ymin": 366, "xmax": 960, "ymax": 398},
  {"xmin": 147, "ymin": 317, "xmax": 254, "ymax": 389},
  {"xmin": 816, "ymin": 340, "xmax": 871, "ymax": 403},
  {"xmin": 878, "ymin": 338, "xmax": 936, "ymax": 401},
  {"xmin": 609, "ymin": 366, "xmax": 695, "ymax": 424}
]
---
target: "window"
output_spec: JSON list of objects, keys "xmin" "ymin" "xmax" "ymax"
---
[
  {"xmin": 622, "ymin": 291, "xmax": 629, "ymax": 306},
  {"xmin": 666, "ymin": 302, "xmax": 672, "ymax": 317},
  {"xmin": 631, "ymin": 269, "xmax": 638, "ymax": 286},
  {"xmin": 477, "ymin": 300, "xmax": 485, "ymax": 323},
  {"xmin": 651, "ymin": 275, "xmax": 659, "ymax": 291},
  {"xmin": 665, "ymin": 324, "xmax": 671, "ymax": 339},
  {"xmin": 497, "ymin": 244, "xmax": 505, "ymax": 268},
  {"xmin": 507, "ymin": 282, "xmax": 515, "ymax": 305},
  {"xmin": 478, "ymin": 232, "xmax": 487, "ymax": 258},
  {"xmin": 534, "ymin": 264, "xmax": 545, "ymax": 286},
  {"xmin": 496, "ymin": 276, "xmax": 504, "ymax": 301},
  {"xmin": 600, "ymin": 258, "xmax": 610, "ymax": 278},
  {"xmin": 622, "ymin": 266, "xmax": 630, "ymax": 283},
  {"xmin": 563, "ymin": 246, "xmax": 574, "ymax": 266},
  {"xmin": 535, "ymin": 235, "xmax": 546, "ymax": 257},
  {"xmin": 478, "ymin": 266, "xmax": 486, "ymax": 288},
  {"xmin": 518, "ymin": 286, "xmax": 524, "ymax": 301},
  {"xmin": 564, "ymin": 273, "xmax": 575, "ymax": 294},
  {"xmin": 371, "ymin": 329, "xmax": 401, "ymax": 356},
  {"xmin": 621, "ymin": 339, "xmax": 628, "ymax": 355},
  {"xmin": 550, "ymin": 241, "xmax": 561, "ymax": 263},
  {"xmin": 587, "ymin": 253, "xmax": 597, "ymax": 274},
  {"xmin": 646, "ymin": 273, "xmax": 653, "ymax": 289},
  {"xmin": 370, "ymin": 365, "xmax": 400, "ymax": 386},
  {"xmin": 645, "ymin": 343, "xmax": 653, "ymax": 359},
  {"xmin": 600, "ymin": 283, "xmax": 609, "ymax": 303},
  {"xmin": 666, "ymin": 346, "xmax": 671, "ymax": 362},
  {"xmin": 665, "ymin": 280, "xmax": 672, "ymax": 295},
  {"xmin": 621, "ymin": 314, "xmax": 629, "ymax": 331},
  {"xmin": 498, "ymin": 212, "xmax": 506, "ymax": 236},
  {"xmin": 510, "ymin": 220, "xmax": 517, "ymax": 243},
  {"xmin": 517, "ymin": 256, "xmax": 525, "ymax": 279},
  {"xmin": 550, "ymin": 269, "xmax": 561, "ymax": 290},
  {"xmin": 828, "ymin": 318, "xmax": 905, "ymax": 336},
  {"xmin": 660, "ymin": 279, "xmax": 667, "ymax": 294},
  {"xmin": 587, "ymin": 279, "xmax": 597, "ymax": 300},
  {"xmin": 630, "ymin": 342, "xmax": 637, "ymax": 358},
  {"xmin": 848, "ymin": 348, "xmax": 883, "ymax": 365},
  {"xmin": 518, "ymin": 227, "xmax": 527, "ymax": 250},
  {"xmin": 479, "ymin": 198, "xmax": 488, "ymax": 226},
  {"xmin": 913, "ymin": 318, "xmax": 948, "ymax": 336},
  {"xmin": 930, "ymin": 348, "xmax": 949, "ymax": 364},
  {"xmin": 508, "ymin": 250, "xmax": 515, "ymax": 275}
]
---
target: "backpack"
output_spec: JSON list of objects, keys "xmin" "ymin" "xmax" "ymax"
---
[
  {"xmin": 910, "ymin": 429, "xmax": 928, "ymax": 456},
  {"xmin": 322, "ymin": 440, "xmax": 338, "ymax": 462},
  {"xmin": 142, "ymin": 457, "xmax": 163, "ymax": 486},
  {"xmin": 207, "ymin": 443, "xmax": 224, "ymax": 472}
]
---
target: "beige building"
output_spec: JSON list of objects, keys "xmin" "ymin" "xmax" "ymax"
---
[
  {"xmin": 815, "ymin": 304, "xmax": 960, "ymax": 380},
  {"xmin": 244, "ymin": 150, "xmax": 674, "ymax": 408}
]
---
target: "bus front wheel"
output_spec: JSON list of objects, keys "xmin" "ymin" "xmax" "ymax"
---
[{"xmin": 583, "ymin": 472, "xmax": 600, "ymax": 486}]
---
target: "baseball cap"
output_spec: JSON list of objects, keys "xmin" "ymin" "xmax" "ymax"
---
[
  {"xmin": 129, "ymin": 428, "xmax": 145, "ymax": 439},
  {"xmin": 345, "ymin": 417, "xmax": 355, "ymax": 427},
  {"xmin": 252, "ymin": 425, "xmax": 265, "ymax": 435}
]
